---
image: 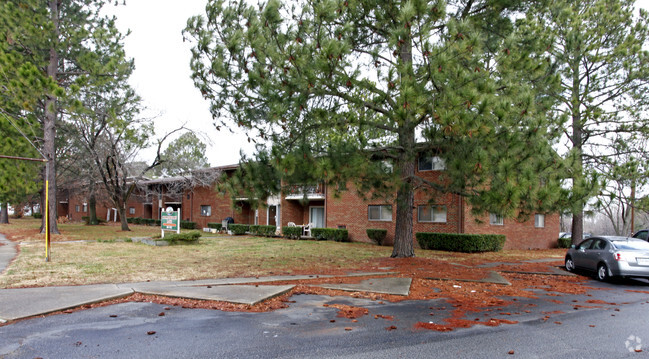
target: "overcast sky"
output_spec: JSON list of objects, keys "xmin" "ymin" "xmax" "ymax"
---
[
  {"xmin": 107, "ymin": 0, "xmax": 255, "ymax": 168},
  {"xmin": 109, "ymin": 0, "xmax": 649, "ymax": 168}
]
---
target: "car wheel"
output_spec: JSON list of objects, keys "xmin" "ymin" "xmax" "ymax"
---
[
  {"xmin": 597, "ymin": 263, "xmax": 609, "ymax": 281},
  {"xmin": 565, "ymin": 257, "xmax": 575, "ymax": 272}
]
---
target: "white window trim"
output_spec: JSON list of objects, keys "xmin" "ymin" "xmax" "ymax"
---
[
  {"xmin": 129, "ymin": 207, "xmax": 135, "ymax": 215},
  {"xmin": 417, "ymin": 205, "xmax": 447, "ymax": 223},
  {"xmin": 309, "ymin": 206, "xmax": 325, "ymax": 227},
  {"xmin": 368, "ymin": 205, "xmax": 392, "ymax": 221},
  {"xmin": 418, "ymin": 155, "xmax": 446, "ymax": 172},
  {"xmin": 200, "ymin": 205, "xmax": 211, "ymax": 217},
  {"xmin": 535, "ymin": 214, "xmax": 545, "ymax": 228},
  {"xmin": 489, "ymin": 213, "xmax": 504, "ymax": 226}
]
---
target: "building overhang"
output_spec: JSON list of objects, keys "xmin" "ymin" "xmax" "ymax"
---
[{"xmin": 285, "ymin": 194, "xmax": 326, "ymax": 201}]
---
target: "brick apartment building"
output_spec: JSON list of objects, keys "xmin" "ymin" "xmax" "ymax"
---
[{"xmin": 58, "ymin": 156, "xmax": 560, "ymax": 250}]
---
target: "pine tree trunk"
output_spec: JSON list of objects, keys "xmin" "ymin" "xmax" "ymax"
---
[
  {"xmin": 570, "ymin": 52, "xmax": 583, "ymax": 245},
  {"xmin": 391, "ymin": 178, "xmax": 414, "ymax": 258},
  {"xmin": 0, "ymin": 203, "xmax": 9, "ymax": 224},
  {"xmin": 390, "ymin": 26, "xmax": 416, "ymax": 258},
  {"xmin": 41, "ymin": 0, "xmax": 60, "ymax": 235},
  {"xmin": 571, "ymin": 211, "xmax": 584, "ymax": 245}
]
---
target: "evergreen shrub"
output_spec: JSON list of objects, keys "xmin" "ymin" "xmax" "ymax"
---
[
  {"xmin": 311, "ymin": 228, "xmax": 349, "ymax": 242},
  {"xmin": 366, "ymin": 229, "xmax": 387, "ymax": 245},
  {"xmin": 282, "ymin": 226, "xmax": 302, "ymax": 239},
  {"xmin": 557, "ymin": 237, "xmax": 572, "ymax": 248},
  {"xmin": 228, "ymin": 224, "xmax": 249, "ymax": 235},
  {"xmin": 207, "ymin": 222, "xmax": 222, "ymax": 230},
  {"xmin": 162, "ymin": 230, "xmax": 202, "ymax": 244},
  {"xmin": 250, "ymin": 225, "xmax": 276, "ymax": 236},
  {"xmin": 416, "ymin": 232, "xmax": 505, "ymax": 253},
  {"xmin": 180, "ymin": 220, "xmax": 197, "ymax": 230}
]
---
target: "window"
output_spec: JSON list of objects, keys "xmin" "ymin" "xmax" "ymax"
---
[
  {"xmin": 418, "ymin": 155, "xmax": 446, "ymax": 171},
  {"xmin": 534, "ymin": 214, "xmax": 545, "ymax": 228},
  {"xmin": 418, "ymin": 205, "xmax": 447, "ymax": 223},
  {"xmin": 577, "ymin": 239, "xmax": 594, "ymax": 250},
  {"xmin": 489, "ymin": 213, "xmax": 504, "ymax": 226},
  {"xmin": 368, "ymin": 205, "xmax": 392, "ymax": 221},
  {"xmin": 200, "ymin": 205, "xmax": 211, "ymax": 217},
  {"xmin": 634, "ymin": 230, "xmax": 649, "ymax": 241},
  {"xmin": 129, "ymin": 207, "xmax": 135, "ymax": 215},
  {"xmin": 75, "ymin": 205, "xmax": 80, "ymax": 212},
  {"xmin": 83, "ymin": 203, "xmax": 88, "ymax": 213},
  {"xmin": 380, "ymin": 160, "xmax": 393, "ymax": 173},
  {"xmin": 592, "ymin": 239, "xmax": 607, "ymax": 250}
]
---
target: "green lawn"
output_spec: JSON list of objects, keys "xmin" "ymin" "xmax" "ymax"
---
[{"xmin": 0, "ymin": 218, "xmax": 564, "ymax": 288}]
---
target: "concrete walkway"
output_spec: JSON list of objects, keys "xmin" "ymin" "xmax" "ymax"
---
[
  {"xmin": 0, "ymin": 246, "xmax": 566, "ymax": 324},
  {"xmin": 0, "ymin": 272, "xmax": 410, "ymax": 323},
  {"xmin": 0, "ymin": 234, "xmax": 16, "ymax": 274}
]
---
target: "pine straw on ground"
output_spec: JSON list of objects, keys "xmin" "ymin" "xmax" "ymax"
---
[{"xmin": 3, "ymin": 255, "xmax": 622, "ymax": 333}]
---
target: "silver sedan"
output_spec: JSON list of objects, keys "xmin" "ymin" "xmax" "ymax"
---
[{"xmin": 564, "ymin": 236, "xmax": 649, "ymax": 281}]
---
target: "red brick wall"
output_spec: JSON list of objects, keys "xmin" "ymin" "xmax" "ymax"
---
[
  {"xmin": 281, "ymin": 199, "xmax": 304, "ymax": 227},
  {"xmin": 57, "ymin": 164, "xmax": 562, "ymax": 249},
  {"xmin": 326, "ymin": 184, "xmax": 394, "ymax": 244},
  {"xmin": 182, "ymin": 186, "xmax": 252, "ymax": 228},
  {"xmin": 463, "ymin": 207, "xmax": 561, "ymax": 249},
  {"xmin": 279, "ymin": 199, "xmax": 325, "ymax": 231},
  {"xmin": 413, "ymin": 169, "xmax": 462, "ymax": 239}
]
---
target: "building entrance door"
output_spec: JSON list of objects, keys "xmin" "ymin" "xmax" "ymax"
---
[{"xmin": 309, "ymin": 206, "xmax": 324, "ymax": 228}]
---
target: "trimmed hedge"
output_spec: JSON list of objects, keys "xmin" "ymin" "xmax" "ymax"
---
[
  {"xmin": 32, "ymin": 213, "xmax": 42, "ymax": 219},
  {"xmin": 311, "ymin": 228, "xmax": 349, "ymax": 242},
  {"xmin": 127, "ymin": 217, "xmax": 142, "ymax": 224},
  {"xmin": 180, "ymin": 220, "xmax": 197, "ymax": 230},
  {"xmin": 228, "ymin": 224, "xmax": 249, "ymax": 235},
  {"xmin": 127, "ymin": 217, "xmax": 158, "ymax": 226},
  {"xmin": 162, "ymin": 230, "xmax": 202, "ymax": 244},
  {"xmin": 557, "ymin": 237, "xmax": 572, "ymax": 248},
  {"xmin": 416, "ymin": 232, "xmax": 505, "ymax": 253},
  {"xmin": 82, "ymin": 216, "xmax": 105, "ymax": 225},
  {"xmin": 366, "ymin": 229, "xmax": 387, "ymax": 245},
  {"xmin": 207, "ymin": 222, "xmax": 223, "ymax": 230},
  {"xmin": 282, "ymin": 226, "xmax": 303, "ymax": 239},
  {"xmin": 250, "ymin": 225, "xmax": 276, "ymax": 237}
]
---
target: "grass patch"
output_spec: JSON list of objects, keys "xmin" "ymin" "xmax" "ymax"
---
[
  {"xmin": 0, "ymin": 218, "xmax": 565, "ymax": 288},
  {"xmin": 0, "ymin": 217, "xmax": 161, "ymax": 243}
]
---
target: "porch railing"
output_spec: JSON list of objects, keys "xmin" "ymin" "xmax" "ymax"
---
[{"xmin": 285, "ymin": 183, "xmax": 325, "ymax": 198}]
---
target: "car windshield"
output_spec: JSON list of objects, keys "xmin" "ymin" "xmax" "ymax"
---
[{"xmin": 612, "ymin": 240, "xmax": 649, "ymax": 251}]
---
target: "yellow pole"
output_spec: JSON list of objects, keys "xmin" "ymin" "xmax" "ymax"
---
[{"xmin": 45, "ymin": 161, "xmax": 50, "ymax": 262}]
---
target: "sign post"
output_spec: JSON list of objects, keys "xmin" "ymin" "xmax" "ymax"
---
[{"xmin": 160, "ymin": 207, "xmax": 180, "ymax": 238}]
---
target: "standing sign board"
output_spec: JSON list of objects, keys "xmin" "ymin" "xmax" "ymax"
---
[{"xmin": 161, "ymin": 207, "xmax": 180, "ymax": 238}]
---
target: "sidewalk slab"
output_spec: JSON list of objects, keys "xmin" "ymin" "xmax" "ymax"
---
[
  {"xmin": 425, "ymin": 271, "xmax": 512, "ymax": 286},
  {"xmin": 500, "ymin": 266, "xmax": 576, "ymax": 277},
  {"xmin": 315, "ymin": 277, "xmax": 412, "ymax": 296},
  {"xmin": 0, "ymin": 234, "xmax": 16, "ymax": 274},
  {"xmin": 118, "ymin": 272, "xmax": 397, "ymax": 290},
  {"xmin": 116, "ymin": 275, "xmax": 335, "ymax": 290},
  {"xmin": 0, "ymin": 284, "xmax": 134, "ymax": 322},
  {"xmin": 134, "ymin": 284, "xmax": 295, "ymax": 306}
]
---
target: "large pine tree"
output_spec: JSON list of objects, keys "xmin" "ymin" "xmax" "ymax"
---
[
  {"xmin": 1, "ymin": 0, "xmax": 137, "ymax": 233},
  {"xmin": 185, "ymin": 0, "xmax": 564, "ymax": 257},
  {"xmin": 524, "ymin": 0, "xmax": 649, "ymax": 242}
]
